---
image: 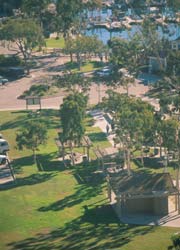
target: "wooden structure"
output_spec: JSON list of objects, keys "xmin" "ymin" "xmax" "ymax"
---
[
  {"xmin": 107, "ymin": 170, "xmax": 180, "ymax": 216},
  {"xmin": 25, "ymin": 96, "xmax": 41, "ymax": 110},
  {"xmin": 94, "ymin": 146, "xmax": 119, "ymax": 171},
  {"xmin": 55, "ymin": 135, "xmax": 92, "ymax": 165}
]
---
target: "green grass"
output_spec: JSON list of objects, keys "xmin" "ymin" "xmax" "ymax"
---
[
  {"xmin": 45, "ymin": 37, "xmax": 65, "ymax": 48},
  {"xmin": 0, "ymin": 110, "xmax": 179, "ymax": 250},
  {"xmin": 64, "ymin": 61, "xmax": 105, "ymax": 73}
]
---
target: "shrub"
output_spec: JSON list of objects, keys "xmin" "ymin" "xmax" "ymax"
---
[
  {"xmin": 19, "ymin": 84, "xmax": 49, "ymax": 99},
  {"xmin": 171, "ymin": 232, "xmax": 180, "ymax": 250}
]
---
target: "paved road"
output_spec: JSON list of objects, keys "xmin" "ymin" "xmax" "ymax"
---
[{"xmin": 0, "ymin": 52, "xmax": 158, "ymax": 111}]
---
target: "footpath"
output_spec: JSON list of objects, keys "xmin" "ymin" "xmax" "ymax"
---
[{"xmin": 89, "ymin": 109, "xmax": 115, "ymax": 146}]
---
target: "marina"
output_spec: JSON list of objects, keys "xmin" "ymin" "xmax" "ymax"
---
[{"xmin": 84, "ymin": 6, "xmax": 180, "ymax": 44}]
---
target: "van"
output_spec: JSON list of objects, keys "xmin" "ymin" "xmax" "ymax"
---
[{"xmin": 0, "ymin": 139, "xmax": 9, "ymax": 154}]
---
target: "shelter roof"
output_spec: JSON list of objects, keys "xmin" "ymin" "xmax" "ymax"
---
[
  {"xmin": 109, "ymin": 170, "xmax": 178, "ymax": 197},
  {"xmin": 94, "ymin": 147, "xmax": 118, "ymax": 159}
]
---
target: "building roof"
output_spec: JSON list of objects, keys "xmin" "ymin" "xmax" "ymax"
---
[{"xmin": 109, "ymin": 170, "xmax": 178, "ymax": 198}]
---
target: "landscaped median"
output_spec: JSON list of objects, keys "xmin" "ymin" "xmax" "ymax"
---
[{"xmin": 0, "ymin": 110, "xmax": 179, "ymax": 250}]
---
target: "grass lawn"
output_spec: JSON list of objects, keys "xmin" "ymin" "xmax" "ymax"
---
[
  {"xmin": 64, "ymin": 61, "xmax": 105, "ymax": 73},
  {"xmin": 0, "ymin": 110, "xmax": 179, "ymax": 250},
  {"xmin": 45, "ymin": 37, "xmax": 65, "ymax": 48}
]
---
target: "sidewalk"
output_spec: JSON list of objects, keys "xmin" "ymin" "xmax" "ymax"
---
[{"xmin": 89, "ymin": 110, "xmax": 115, "ymax": 146}]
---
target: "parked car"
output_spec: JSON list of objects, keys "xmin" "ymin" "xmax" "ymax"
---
[
  {"xmin": 0, "ymin": 75, "xmax": 8, "ymax": 85},
  {"xmin": 0, "ymin": 139, "xmax": 9, "ymax": 154},
  {"xmin": 0, "ymin": 155, "xmax": 7, "ymax": 165},
  {"xmin": 9, "ymin": 67, "xmax": 25, "ymax": 77},
  {"xmin": 0, "ymin": 67, "xmax": 25, "ymax": 80},
  {"xmin": 94, "ymin": 66, "xmax": 112, "ymax": 77}
]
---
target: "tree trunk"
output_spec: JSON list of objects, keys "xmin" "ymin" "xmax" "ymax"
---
[
  {"xmin": 70, "ymin": 142, "xmax": 75, "ymax": 166},
  {"xmin": 127, "ymin": 148, "xmax": 131, "ymax": 175},
  {"xmin": 33, "ymin": 149, "xmax": 37, "ymax": 164},
  {"xmin": 62, "ymin": 144, "xmax": 67, "ymax": 167},
  {"xmin": 70, "ymin": 52, "xmax": 73, "ymax": 62},
  {"xmin": 123, "ymin": 150, "xmax": 126, "ymax": 169},
  {"xmin": 23, "ymin": 53, "xmax": 30, "ymax": 75},
  {"xmin": 141, "ymin": 147, "xmax": 144, "ymax": 167},
  {"xmin": 76, "ymin": 53, "xmax": 81, "ymax": 70},
  {"xmin": 177, "ymin": 150, "xmax": 180, "ymax": 190},
  {"xmin": 164, "ymin": 147, "xmax": 168, "ymax": 172},
  {"xmin": 126, "ymin": 85, "xmax": 129, "ymax": 96},
  {"xmin": 160, "ymin": 143, "xmax": 162, "ymax": 158}
]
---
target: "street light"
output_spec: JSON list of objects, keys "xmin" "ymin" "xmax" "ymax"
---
[{"xmin": 163, "ymin": 155, "xmax": 168, "ymax": 173}]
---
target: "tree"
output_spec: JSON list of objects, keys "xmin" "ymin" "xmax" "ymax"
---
[
  {"xmin": 16, "ymin": 119, "xmax": 48, "ymax": 169},
  {"xmin": 171, "ymin": 232, "xmax": 180, "ymax": 250},
  {"xmin": 64, "ymin": 35, "xmax": 106, "ymax": 69},
  {"xmin": 167, "ymin": 50, "xmax": 180, "ymax": 76},
  {"xmin": 22, "ymin": 0, "xmax": 50, "ymax": 19},
  {"xmin": 56, "ymin": 0, "xmax": 84, "ymax": 38},
  {"xmin": 0, "ymin": 0, "xmax": 22, "ymax": 16},
  {"xmin": 54, "ymin": 71, "xmax": 91, "ymax": 94},
  {"xmin": 161, "ymin": 119, "xmax": 179, "ymax": 162},
  {"xmin": 84, "ymin": 0, "xmax": 102, "ymax": 10},
  {"xmin": 102, "ymin": 91, "xmax": 154, "ymax": 171},
  {"xmin": 138, "ymin": 17, "xmax": 170, "ymax": 73},
  {"xmin": 152, "ymin": 76, "xmax": 180, "ymax": 117},
  {"xmin": 0, "ymin": 18, "xmax": 44, "ymax": 74},
  {"xmin": 166, "ymin": 0, "xmax": 180, "ymax": 11},
  {"xmin": 21, "ymin": 0, "xmax": 56, "ymax": 35},
  {"xmin": 109, "ymin": 36, "xmax": 142, "ymax": 76},
  {"xmin": 60, "ymin": 92, "xmax": 87, "ymax": 165},
  {"xmin": 108, "ymin": 37, "xmax": 142, "ymax": 93}
]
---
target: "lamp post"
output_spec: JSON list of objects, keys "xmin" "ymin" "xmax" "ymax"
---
[{"xmin": 163, "ymin": 155, "xmax": 168, "ymax": 173}]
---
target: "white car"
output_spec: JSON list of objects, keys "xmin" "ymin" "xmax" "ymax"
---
[
  {"xmin": 0, "ymin": 155, "xmax": 8, "ymax": 165},
  {"xmin": 0, "ymin": 139, "xmax": 9, "ymax": 154},
  {"xmin": 95, "ymin": 67, "xmax": 112, "ymax": 77},
  {"xmin": 0, "ymin": 76, "xmax": 8, "ymax": 85}
]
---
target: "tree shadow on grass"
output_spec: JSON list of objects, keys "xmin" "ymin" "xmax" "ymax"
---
[
  {"xmin": 0, "ymin": 172, "xmax": 56, "ymax": 191},
  {"xmin": 0, "ymin": 109, "xmax": 60, "ymax": 131},
  {"xmin": 37, "ymin": 153, "xmax": 66, "ymax": 172},
  {"xmin": 38, "ymin": 181, "xmax": 103, "ymax": 212},
  {"xmin": 72, "ymin": 160, "xmax": 104, "ymax": 185},
  {"xmin": 38, "ymin": 161, "xmax": 105, "ymax": 212},
  {"xmin": 8, "ymin": 204, "xmax": 154, "ymax": 250},
  {"xmin": 12, "ymin": 155, "xmax": 34, "ymax": 174},
  {"xmin": 0, "ymin": 113, "xmax": 30, "ymax": 131},
  {"xmin": 13, "ymin": 153, "xmax": 66, "ymax": 174}
]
